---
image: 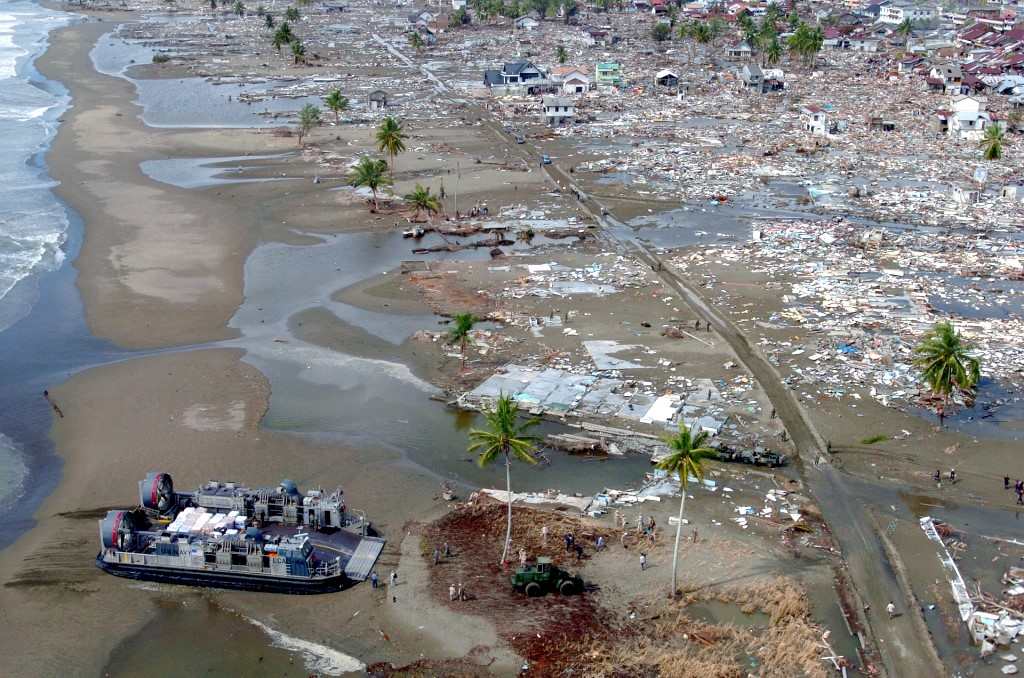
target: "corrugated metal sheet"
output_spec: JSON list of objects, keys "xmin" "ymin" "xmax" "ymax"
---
[{"xmin": 344, "ymin": 537, "xmax": 385, "ymax": 581}]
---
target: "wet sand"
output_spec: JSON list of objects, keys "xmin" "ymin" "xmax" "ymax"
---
[{"xmin": 0, "ymin": 16, "xmax": 520, "ymax": 677}]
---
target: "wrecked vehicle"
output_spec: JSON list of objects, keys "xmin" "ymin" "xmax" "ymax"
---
[{"xmin": 717, "ymin": 446, "xmax": 788, "ymax": 468}]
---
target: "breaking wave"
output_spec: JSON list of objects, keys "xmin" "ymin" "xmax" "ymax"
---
[{"xmin": 245, "ymin": 617, "xmax": 365, "ymax": 675}]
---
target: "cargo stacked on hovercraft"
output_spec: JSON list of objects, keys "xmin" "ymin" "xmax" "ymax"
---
[{"xmin": 96, "ymin": 472, "xmax": 384, "ymax": 594}]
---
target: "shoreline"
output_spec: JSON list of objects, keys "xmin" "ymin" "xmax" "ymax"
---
[{"xmin": 0, "ymin": 10, "xmax": 523, "ymax": 676}]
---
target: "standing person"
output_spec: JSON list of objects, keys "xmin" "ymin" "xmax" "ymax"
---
[
  {"xmin": 449, "ymin": 584, "xmax": 457, "ymax": 601},
  {"xmin": 1005, "ymin": 476, "xmax": 1011, "ymax": 490},
  {"xmin": 886, "ymin": 601, "xmax": 897, "ymax": 619},
  {"xmin": 596, "ymin": 535, "xmax": 605, "ymax": 552},
  {"xmin": 640, "ymin": 552, "xmax": 647, "ymax": 571},
  {"xmin": 949, "ymin": 468, "xmax": 957, "ymax": 484},
  {"xmin": 390, "ymin": 570, "xmax": 398, "ymax": 587},
  {"xmin": 433, "ymin": 547, "xmax": 440, "ymax": 566},
  {"xmin": 370, "ymin": 571, "xmax": 379, "ymax": 589},
  {"xmin": 574, "ymin": 544, "xmax": 583, "ymax": 561},
  {"xmin": 637, "ymin": 514, "xmax": 644, "ymax": 535},
  {"xmin": 444, "ymin": 542, "xmax": 451, "ymax": 557},
  {"xmin": 934, "ymin": 469, "xmax": 942, "ymax": 488},
  {"xmin": 541, "ymin": 525, "xmax": 548, "ymax": 545},
  {"xmin": 519, "ymin": 547, "xmax": 527, "ymax": 566}
]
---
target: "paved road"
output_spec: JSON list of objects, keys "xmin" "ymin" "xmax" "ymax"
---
[{"xmin": 371, "ymin": 34, "xmax": 943, "ymax": 678}]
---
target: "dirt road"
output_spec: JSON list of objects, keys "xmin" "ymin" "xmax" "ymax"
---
[{"xmin": 373, "ymin": 32, "xmax": 944, "ymax": 678}]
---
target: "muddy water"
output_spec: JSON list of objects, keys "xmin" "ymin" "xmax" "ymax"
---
[
  {"xmin": 227, "ymin": 228, "xmax": 656, "ymax": 494},
  {"xmin": 105, "ymin": 595, "xmax": 364, "ymax": 678}
]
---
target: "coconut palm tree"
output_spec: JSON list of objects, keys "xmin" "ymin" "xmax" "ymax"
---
[
  {"xmin": 404, "ymin": 183, "xmax": 441, "ymax": 222},
  {"xmin": 556, "ymin": 44, "xmax": 567, "ymax": 64},
  {"xmin": 296, "ymin": 104, "xmax": 320, "ymax": 146},
  {"xmin": 896, "ymin": 18, "xmax": 913, "ymax": 47},
  {"xmin": 375, "ymin": 116, "xmax": 407, "ymax": 177},
  {"xmin": 233, "ymin": 0, "xmax": 245, "ymax": 17},
  {"xmin": 981, "ymin": 124, "xmax": 1005, "ymax": 160},
  {"xmin": 290, "ymin": 38, "xmax": 306, "ymax": 65},
  {"xmin": 408, "ymin": 31, "xmax": 424, "ymax": 52},
  {"xmin": 285, "ymin": 6, "xmax": 299, "ymax": 21},
  {"xmin": 655, "ymin": 423, "xmax": 716, "ymax": 595},
  {"xmin": 914, "ymin": 321, "xmax": 981, "ymax": 420},
  {"xmin": 323, "ymin": 89, "xmax": 349, "ymax": 124},
  {"xmin": 272, "ymin": 22, "xmax": 292, "ymax": 51},
  {"xmin": 765, "ymin": 37, "xmax": 782, "ymax": 66},
  {"xmin": 469, "ymin": 394, "xmax": 540, "ymax": 565},
  {"xmin": 347, "ymin": 156, "xmax": 391, "ymax": 211},
  {"xmin": 692, "ymin": 21, "xmax": 713, "ymax": 55},
  {"xmin": 448, "ymin": 313, "xmax": 477, "ymax": 369}
]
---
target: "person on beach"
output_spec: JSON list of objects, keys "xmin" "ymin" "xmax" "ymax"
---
[{"xmin": 640, "ymin": 553, "xmax": 647, "ymax": 571}]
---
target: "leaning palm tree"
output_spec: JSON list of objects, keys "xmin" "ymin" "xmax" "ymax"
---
[
  {"xmin": 448, "ymin": 313, "xmax": 477, "ymax": 368},
  {"xmin": 375, "ymin": 116, "xmax": 407, "ymax": 177},
  {"xmin": 296, "ymin": 104, "xmax": 320, "ymax": 146},
  {"xmin": 323, "ymin": 89, "xmax": 349, "ymax": 124},
  {"xmin": 981, "ymin": 124, "xmax": 1005, "ymax": 161},
  {"xmin": 914, "ymin": 321, "xmax": 981, "ymax": 419},
  {"xmin": 655, "ymin": 423, "xmax": 716, "ymax": 595},
  {"xmin": 347, "ymin": 156, "xmax": 391, "ymax": 211},
  {"xmin": 469, "ymin": 394, "xmax": 540, "ymax": 565},
  {"xmin": 404, "ymin": 183, "xmax": 441, "ymax": 222}
]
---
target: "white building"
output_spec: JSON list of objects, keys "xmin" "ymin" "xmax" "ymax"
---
[
  {"xmin": 948, "ymin": 94, "xmax": 993, "ymax": 139},
  {"xmin": 880, "ymin": 3, "xmax": 937, "ymax": 25},
  {"xmin": 452, "ymin": 0, "xmax": 467, "ymax": 9},
  {"xmin": 800, "ymin": 105, "xmax": 830, "ymax": 136},
  {"xmin": 542, "ymin": 96, "xmax": 575, "ymax": 126},
  {"xmin": 550, "ymin": 66, "xmax": 591, "ymax": 95}
]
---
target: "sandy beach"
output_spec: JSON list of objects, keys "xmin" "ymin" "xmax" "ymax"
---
[{"xmin": 0, "ymin": 15, "xmax": 522, "ymax": 676}]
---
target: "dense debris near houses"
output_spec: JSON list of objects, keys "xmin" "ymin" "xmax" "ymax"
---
[{"xmin": 671, "ymin": 219, "xmax": 1024, "ymax": 411}]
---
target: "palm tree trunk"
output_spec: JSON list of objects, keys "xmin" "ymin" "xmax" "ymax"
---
[
  {"xmin": 501, "ymin": 452, "xmax": 512, "ymax": 564},
  {"xmin": 460, "ymin": 336, "xmax": 467, "ymax": 369},
  {"xmin": 671, "ymin": 479, "xmax": 686, "ymax": 595}
]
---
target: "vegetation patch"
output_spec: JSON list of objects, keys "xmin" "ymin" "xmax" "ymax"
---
[{"xmin": 860, "ymin": 434, "xmax": 889, "ymax": 445}]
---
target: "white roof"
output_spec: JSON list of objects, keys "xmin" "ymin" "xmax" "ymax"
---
[{"xmin": 655, "ymin": 68, "xmax": 678, "ymax": 79}]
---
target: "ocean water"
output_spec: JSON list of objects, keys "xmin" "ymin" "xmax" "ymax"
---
[
  {"xmin": 0, "ymin": 1, "xmax": 71, "ymax": 332},
  {"xmin": 0, "ymin": 1, "xmax": 73, "ymax": 511}
]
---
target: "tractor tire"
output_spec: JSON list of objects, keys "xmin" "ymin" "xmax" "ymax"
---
[
  {"xmin": 525, "ymin": 582, "xmax": 542, "ymax": 597},
  {"xmin": 559, "ymin": 579, "xmax": 578, "ymax": 596}
]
